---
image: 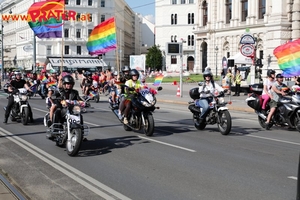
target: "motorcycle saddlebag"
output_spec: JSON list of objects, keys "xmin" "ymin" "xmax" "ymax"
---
[
  {"xmin": 189, "ymin": 87, "xmax": 200, "ymax": 100},
  {"xmin": 250, "ymin": 83, "xmax": 263, "ymax": 95},
  {"xmin": 247, "ymin": 95, "xmax": 261, "ymax": 110}
]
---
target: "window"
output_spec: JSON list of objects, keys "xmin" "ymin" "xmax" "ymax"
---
[
  {"xmin": 171, "ymin": 14, "xmax": 174, "ymax": 24},
  {"xmin": 101, "ymin": 0, "xmax": 105, "ymax": 7},
  {"xmin": 88, "ymin": 0, "xmax": 92, "ymax": 6},
  {"xmin": 65, "ymin": 0, "xmax": 69, "ymax": 5},
  {"xmin": 76, "ymin": 0, "xmax": 80, "ymax": 5},
  {"xmin": 46, "ymin": 45, "xmax": 51, "ymax": 55},
  {"xmin": 189, "ymin": 0, "xmax": 194, "ymax": 3},
  {"xmin": 76, "ymin": 13, "xmax": 81, "ymax": 21},
  {"xmin": 171, "ymin": 55, "xmax": 177, "ymax": 64},
  {"xmin": 76, "ymin": 29, "xmax": 81, "ymax": 38},
  {"xmin": 65, "ymin": 46, "xmax": 69, "ymax": 55},
  {"xmin": 172, "ymin": 0, "xmax": 177, "ymax": 4},
  {"xmin": 188, "ymin": 35, "xmax": 194, "ymax": 46},
  {"xmin": 188, "ymin": 13, "xmax": 194, "ymax": 24},
  {"xmin": 174, "ymin": 35, "xmax": 177, "ymax": 42},
  {"xmin": 88, "ymin": 13, "xmax": 92, "ymax": 22},
  {"xmin": 225, "ymin": 0, "xmax": 232, "ymax": 24},
  {"xmin": 258, "ymin": 0, "xmax": 266, "ymax": 19},
  {"xmin": 181, "ymin": 0, "xmax": 185, "ymax": 4},
  {"xmin": 241, "ymin": 0, "xmax": 248, "ymax": 22},
  {"xmin": 171, "ymin": 35, "xmax": 173, "ymax": 42},
  {"xmin": 101, "ymin": 15, "xmax": 105, "ymax": 22},
  {"xmin": 77, "ymin": 46, "xmax": 81, "ymax": 55},
  {"xmin": 174, "ymin": 14, "xmax": 177, "ymax": 24},
  {"xmin": 64, "ymin": 29, "xmax": 69, "ymax": 38},
  {"xmin": 202, "ymin": 1, "xmax": 208, "ymax": 26},
  {"xmin": 88, "ymin": 29, "xmax": 93, "ymax": 36}
]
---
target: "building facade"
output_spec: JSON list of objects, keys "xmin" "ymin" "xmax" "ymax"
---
[
  {"xmin": 0, "ymin": 0, "xmax": 147, "ymax": 72},
  {"xmin": 156, "ymin": 0, "xmax": 300, "ymax": 75}
]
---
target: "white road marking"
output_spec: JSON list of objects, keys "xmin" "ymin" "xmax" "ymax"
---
[
  {"xmin": 0, "ymin": 127, "xmax": 131, "ymax": 200},
  {"xmin": 247, "ymin": 135, "xmax": 300, "ymax": 146},
  {"xmin": 138, "ymin": 136, "xmax": 196, "ymax": 153},
  {"xmin": 288, "ymin": 176, "xmax": 298, "ymax": 180}
]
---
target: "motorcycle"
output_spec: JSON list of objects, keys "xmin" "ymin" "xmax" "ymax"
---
[
  {"xmin": 111, "ymin": 86, "xmax": 162, "ymax": 136},
  {"xmin": 246, "ymin": 83, "xmax": 300, "ymax": 130},
  {"xmin": 44, "ymin": 99, "xmax": 89, "ymax": 156},
  {"xmin": 188, "ymin": 83, "xmax": 232, "ymax": 135},
  {"xmin": 85, "ymin": 86, "xmax": 100, "ymax": 103},
  {"xmin": 3, "ymin": 87, "xmax": 32, "ymax": 125}
]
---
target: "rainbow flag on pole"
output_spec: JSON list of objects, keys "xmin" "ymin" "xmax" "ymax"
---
[
  {"xmin": 153, "ymin": 75, "xmax": 164, "ymax": 86},
  {"xmin": 86, "ymin": 17, "xmax": 117, "ymax": 55},
  {"xmin": 27, "ymin": 0, "xmax": 64, "ymax": 38},
  {"xmin": 46, "ymin": 81, "xmax": 57, "ymax": 88},
  {"xmin": 273, "ymin": 39, "xmax": 300, "ymax": 77},
  {"xmin": 41, "ymin": 76, "xmax": 47, "ymax": 83}
]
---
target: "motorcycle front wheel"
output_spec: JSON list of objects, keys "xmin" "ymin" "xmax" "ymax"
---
[
  {"xmin": 66, "ymin": 128, "xmax": 83, "ymax": 156},
  {"xmin": 21, "ymin": 107, "xmax": 29, "ymax": 125},
  {"xmin": 193, "ymin": 114, "xmax": 206, "ymax": 130},
  {"xmin": 143, "ymin": 114, "xmax": 154, "ymax": 136},
  {"xmin": 217, "ymin": 110, "xmax": 232, "ymax": 135},
  {"xmin": 258, "ymin": 116, "xmax": 273, "ymax": 129}
]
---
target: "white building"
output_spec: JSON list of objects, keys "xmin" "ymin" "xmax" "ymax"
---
[
  {"xmin": 0, "ymin": 0, "xmax": 149, "ymax": 72},
  {"xmin": 156, "ymin": 0, "xmax": 300, "ymax": 75}
]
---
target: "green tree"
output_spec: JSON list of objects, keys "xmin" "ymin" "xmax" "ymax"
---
[{"xmin": 146, "ymin": 45, "xmax": 163, "ymax": 71}]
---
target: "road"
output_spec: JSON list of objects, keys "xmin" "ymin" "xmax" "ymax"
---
[{"xmin": 0, "ymin": 92, "xmax": 298, "ymax": 200}]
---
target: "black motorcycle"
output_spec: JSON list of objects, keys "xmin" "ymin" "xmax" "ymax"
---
[
  {"xmin": 245, "ymin": 84, "xmax": 300, "ymax": 130},
  {"xmin": 111, "ymin": 86, "xmax": 162, "ymax": 136},
  {"xmin": 188, "ymin": 83, "xmax": 232, "ymax": 135}
]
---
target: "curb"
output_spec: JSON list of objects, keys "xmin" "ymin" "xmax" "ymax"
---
[{"xmin": 157, "ymin": 99, "xmax": 254, "ymax": 113}]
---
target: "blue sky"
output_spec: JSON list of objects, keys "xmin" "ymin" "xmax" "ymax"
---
[{"xmin": 125, "ymin": 0, "xmax": 155, "ymax": 23}]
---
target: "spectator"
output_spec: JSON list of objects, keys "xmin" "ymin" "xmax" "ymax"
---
[
  {"xmin": 225, "ymin": 68, "xmax": 234, "ymax": 95},
  {"xmin": 233, "ymin": 69, "xmax": 242, "ymax": 96}
]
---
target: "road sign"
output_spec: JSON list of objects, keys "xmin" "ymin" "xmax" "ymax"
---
[
  {"xmin": 240, "ymin": 44, "xmax": 254, "ymax": 57},
  {"xmin": 240, "ymin": 34, "xmax": 255, "ymax": 44},
  {"xmin": 23, "ymin": 44, "xmax": 33, "ymax": 52}
]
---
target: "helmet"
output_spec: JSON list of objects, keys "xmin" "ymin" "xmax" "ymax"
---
[
  {"xmin": 203, "ymin": 69, "xmax": 212, "ymax": 78},
  {"xmin": 267, "ymin": 69, "xmax": 275, "ymax": 77},
  {"xmin": 14, "ymin": 71, "xmax": 21, "ymax": 76},
  {"xmin": 50, "ymin": 69, "xmax": 57, "ymax": 74},
  {"xmin": 122, "ymin": 66, "xmax": 130, "ymax": 72},
  {"xmin": 276, "ymin": 73, "xmax": 284, "ymax": 78},
  {"xmin": 84, "ymin": 71, "xmax": 92, "ymax": 77},
  {"xmin": 62, "ymin": 75, "xmax": 75, "ymax": 85},
  {"xmin": 129, "ymin": 69, "xmax": 139, "ymax": 79},
  {"xmin": 113, "ymin": 71, "xmax": 118, "ymax": 76}
]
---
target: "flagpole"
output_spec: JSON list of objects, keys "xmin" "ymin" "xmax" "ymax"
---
[
  {"xmin": 115, "ymin": 25, "xmax": 119, "ymax": 74},
  {"xmin": 60, "ymin": 2, "xmax": 65, "ymax": 74},
  {"xmin": 33, "ymin": 0, "xmax": 36, "ymax": 72}
]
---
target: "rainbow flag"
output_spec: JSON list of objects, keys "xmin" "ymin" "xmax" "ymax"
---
[
  {"xmin": 153, "ymin": 75, "xmax": 164, "ymax": 86},
  {"xmin": 89, "ymin": 91, "xmax": 98, "ymax": 97},
  {"xmin": 27, "ymin": 0, "xmax": 64, "ymax": 38},
  {"xmin": 86, "ymin": 17, "xmax": 117, "ymax": 55},
  {"xmin": 273, "ymin": 39, "xmax": 300, "ymax": 77},
  {"xmin": 41, "ymin": 76, "xmax": 47, "ymax": 83},
  {"xmin": 47, "ymin": 81, "xmax": 57, "ymax": 88}
]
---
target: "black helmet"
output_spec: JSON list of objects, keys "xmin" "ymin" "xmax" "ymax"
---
[
  {"xmin": 276, "ymin": 73, "xmax": 284, "ymax": 79},
  {"xmin": 62, "ymin": 75, "xmax": 75, "ymax": 85},
  {"xmin": 267, "ymin": 69, "xmax": 275, "ymax": 77},
  {"xmin": 203, "ymin": 69, "xmax": 212, "ymax": 79},
  {"xmin": 122, "ymin": 66, "xmax": 130, "ymax": 72},
  {"xmin": 84, "ymin": 71, "xmax": 92, "ymax": 77},
  {"xmin": 129, "ymin": 69, "xmax": 139, "ymax": 79}
]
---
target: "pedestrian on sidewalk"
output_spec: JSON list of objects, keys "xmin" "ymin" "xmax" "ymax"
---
[
  {"xmin": 225, "ymin": 68, "xmax": 234, "ymax": 95},
  {"xmin": 233, "ymin": 69, "xmax": 242, "ymax": 96}
]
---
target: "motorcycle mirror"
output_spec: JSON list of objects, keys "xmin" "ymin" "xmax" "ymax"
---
[
  {"xmin": 157, "ymin": 86, "xmax": 163, "ymax": 91},
  {"xmin": 198, "ymin": 82, "xmax": 204, "ymax": 86}
]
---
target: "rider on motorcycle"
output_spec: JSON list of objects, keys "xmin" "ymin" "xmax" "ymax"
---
[
  {"xmin": 47, "ymin": 75, "xmax": 83, "ymax": 130},
  {"xmin": 3, "ymin": 72, "xmax": 33, "ymax": 124},
  {"xmin": 195, "ymin": 68, "xmax": 224, "ymax": 124},
  {"xmin": 117, "ymin": 66, "xmax": 131, "ymax": 119},
  {"xmin": 81, "ymin": 71, "xmax": 93, "ymax": 98},
  {"xmin": 265, "ymin": 73, "xmax": 288, "ymax": 130},
  {"xmin": 261, "ymin": 69, "xmax": 276, "ymax": 111},
  {"xmin": 121, "ymin": 69, "xmax": 143, "ymax": 124},
  {"xmin": 107, "ymin": 71, "xmax": 120, "ymax": 107}
]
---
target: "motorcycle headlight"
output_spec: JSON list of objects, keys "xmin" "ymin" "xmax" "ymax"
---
[
  {"xmin": 141, "ymin": 99, "xmax": 156, "ymax": 107},
  {"xmin": 72, "ymin": 105, "xmax": 81, "ymax": 115},
  {"xmin": 20, "ymin": 95, "xmax": 28, "ymax": 101},
  {"xmin": 218, "ymin": 97, "xmax": 225, "ymax": 104}
]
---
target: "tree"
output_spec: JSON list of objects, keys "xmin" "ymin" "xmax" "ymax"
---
[{"xmin": 146, "ymin": 45, "xmax": 163, "ymax": 71}]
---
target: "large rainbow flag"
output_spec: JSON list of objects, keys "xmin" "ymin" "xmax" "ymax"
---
[
  {"xmin": 86, "ymin": 17, "xmax": 117, "ymax": 55},
  {"xmin": 27, "ymin": 0, "xmax": 64, "ymax": 38},
  {"xmin": 273, "ymin": 39, "xmax": 300, "ymax": 77}
]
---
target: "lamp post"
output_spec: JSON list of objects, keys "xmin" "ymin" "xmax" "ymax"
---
[
  {"xmin": 1, "ymin": 4, "xmax": 11, "ymax": 81},
  {"xmin": 215, "ymin": 46, "xmax": 218, "ymax": 77}
]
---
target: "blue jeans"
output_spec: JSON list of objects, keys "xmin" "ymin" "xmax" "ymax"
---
[{"xmin": 196, "ymin": 98, "xmax": 212, "ymax": 119}]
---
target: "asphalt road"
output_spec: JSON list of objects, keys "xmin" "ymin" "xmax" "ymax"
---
[{"xmin": 0, "ymin": 92, "xmax": 299, "ymax": 200}]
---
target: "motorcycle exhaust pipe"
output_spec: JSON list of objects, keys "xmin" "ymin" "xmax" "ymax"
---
[
  {"xmin": 256, "ymin": 111, "xmax": 266, "ymax": 120},
  {"xmin": 155, "ymin": 107, "xmax": 160, "ymax": 109}
]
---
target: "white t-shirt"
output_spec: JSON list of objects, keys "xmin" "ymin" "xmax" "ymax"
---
[
  {"xmin": 198, "ymin": 81, "xmax": 224, "ymax": 98},
  {"xmin": 262, "ymin": 78, "xmax": 275, "ymax": 95}
]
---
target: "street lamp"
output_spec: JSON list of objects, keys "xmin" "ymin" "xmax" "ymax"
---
[{"xmin": 215, "ymin": 46, "xmax": 218, "ymax": 77}]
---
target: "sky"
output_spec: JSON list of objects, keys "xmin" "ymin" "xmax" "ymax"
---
[{"xmin": 125, "ymin": 0, "xmax": 155, "ymax": 24}]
